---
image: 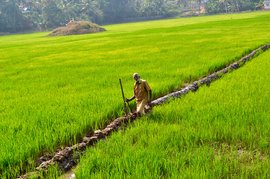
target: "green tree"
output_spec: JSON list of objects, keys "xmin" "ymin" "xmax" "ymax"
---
[
  {"xmin": 78, "ymin": 0, "xmax": 104, "ymax": 23},
  {"xmin": 42, "ymin": 0, "xmax": 65, "ymax": 29},
  {"xmin": 205, "ymin": 0, "xmax": 261, "ymax": 14},
  {"xmin": 0, "ymin": 0, "xmax": 32, "ymax": 33}
]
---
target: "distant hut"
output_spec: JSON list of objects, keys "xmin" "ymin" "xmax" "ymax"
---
[{"xmin": 264, "ymin": 0, "xmax": 270, "ymax": 9}]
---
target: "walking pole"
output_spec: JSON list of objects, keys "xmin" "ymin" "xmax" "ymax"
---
[{"xmin": 119, "ymin": 79, "xmax": 131, "ymax": 115}]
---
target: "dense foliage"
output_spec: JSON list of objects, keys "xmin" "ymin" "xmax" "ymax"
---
[
  {"xmin": 0, "ymin": 0, "xmax": 263, "ymax": 33},
  {"xmin": 205, "ymin": 0, "xmax": 262, "ymax": 14},
  {"xmin": 0, "ymin": 0, "xmax": 32, "ymax": 33}
]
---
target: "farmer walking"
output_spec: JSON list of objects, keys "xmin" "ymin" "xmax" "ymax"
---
[{"xmin": 126, "ymin": 73, "xmax": 152, "ymax": 116}]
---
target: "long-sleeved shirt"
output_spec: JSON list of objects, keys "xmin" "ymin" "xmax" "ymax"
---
[{"xmin": 134, "ymin": 79, "xmax": 151, "ymax": 101}]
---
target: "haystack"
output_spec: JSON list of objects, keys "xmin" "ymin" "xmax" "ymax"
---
[{"xmin": 49, "ymin": 21, "xmax": 106, "ymax": 36}]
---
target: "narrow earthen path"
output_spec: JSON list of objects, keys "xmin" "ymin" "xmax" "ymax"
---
[{"xmin": 18, "ymin": 43, "xmax": 270, "ymax": 179}]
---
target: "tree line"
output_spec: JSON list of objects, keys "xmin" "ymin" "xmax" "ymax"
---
[{"xmin": 0, "ymin": 0, "xmax": 264, "ymax": 33}]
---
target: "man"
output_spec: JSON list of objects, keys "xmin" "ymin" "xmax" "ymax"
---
[{"xmin": 126, "ymin": 73, "xmax": 152, "ymax": 116}]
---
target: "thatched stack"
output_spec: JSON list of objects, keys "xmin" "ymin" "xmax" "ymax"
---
[{"xmin": 49, "ymin": 21, "xmax": 106, "ymax": 36}]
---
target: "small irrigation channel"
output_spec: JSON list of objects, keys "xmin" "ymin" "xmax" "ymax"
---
[{"xmin": 18, "ymin": 43, "xmax": 270, "ymax": 178}]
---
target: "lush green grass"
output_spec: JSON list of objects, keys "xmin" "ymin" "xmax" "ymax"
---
[
  {"xmin": 75, "ymin": 47, "xmax": 270, "ymax": 178},
  {"xmin": 1, "ymin": 11, "xmax": 270, "ymax": 177}
]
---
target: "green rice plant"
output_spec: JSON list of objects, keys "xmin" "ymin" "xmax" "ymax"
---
[
  {"xmin": 75, "ymin": 48, "xmax": 270, "ymax": 178},
  {"xmin": 1, "ymin": 11, "xmax": 270, "ymax": 177}
]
